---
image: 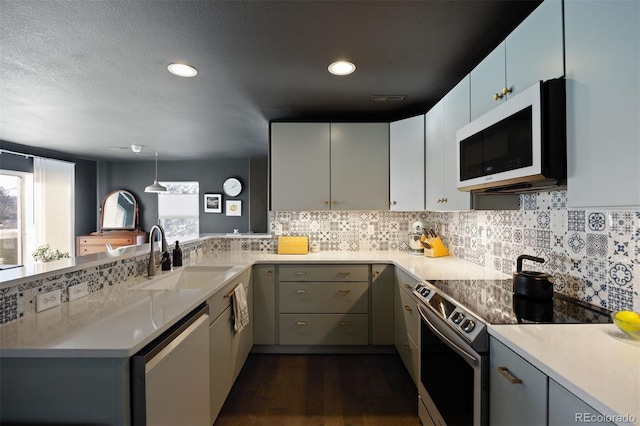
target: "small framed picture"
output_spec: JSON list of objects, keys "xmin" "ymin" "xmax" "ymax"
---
[
  {"xmin": 226, "ymin": 200, "xmax": 242, "ymax": 216},
  {"xmin": 204, "ymin": 193, "xmax": 222, "ymax": 213}
]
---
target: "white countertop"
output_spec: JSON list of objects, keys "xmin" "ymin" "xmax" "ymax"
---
[
  {"xmin": 489, "ymin": 324, "xmax": 640, "ymax": 425},
  {"xmin": 0, "ymin": 251, "xmax": 505, "ymax": 358}
]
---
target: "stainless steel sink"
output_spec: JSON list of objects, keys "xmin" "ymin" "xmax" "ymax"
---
[{"xmin": 132, "ymin": 265, "xmax": 241, "ymax": 290}]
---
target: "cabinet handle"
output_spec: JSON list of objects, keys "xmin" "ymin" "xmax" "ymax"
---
[
  {"xmin": 295, "ymin": 272, "xmax": 307, "ymax": 278},
  {"xmin": 403, "ymin": 343, "xmax": 411, "ymax": 352},
  {"xmin": 296, "ymin": 289, "xmax": 307, "ymax": 294},
  {"xmin": 497, "ymin": 366, "xmax": 523, "ymax": 384},
  {"xmin": 339, "ymin": 321, "xmax": 352, "ymax": 326},
  {"xmin": 404, "ymin": 305, "xmax": 413, "ymax": 312},
  {"xmin": 339, "ymin": 272, "xmax": 351, "ymax": 277},
  {"xmin": 296, "ymin": 321, "xmax": 307, "ymax": 326},
  {"xmin": 338, "ymin": 289, "xmax": 351, "ymax": 294}
]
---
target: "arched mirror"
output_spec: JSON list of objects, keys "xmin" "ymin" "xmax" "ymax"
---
[{"xmin": 99, "ymin": 190, "xmax": 139, "ymax": 231}]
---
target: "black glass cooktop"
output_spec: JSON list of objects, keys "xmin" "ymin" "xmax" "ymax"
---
[{"xmin": 426, "ymin": 279, "xmax": 613, "ymax": 325}]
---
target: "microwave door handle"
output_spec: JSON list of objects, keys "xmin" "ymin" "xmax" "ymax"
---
[{"xmin": 417, "ymin": 304, "xmax": 479, "ymax": 366}]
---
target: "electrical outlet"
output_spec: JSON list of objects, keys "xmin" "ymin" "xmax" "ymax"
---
[
  {"xmin": 69, "ymin": 282, "xmax": 89, "ymax": 301},
  {"xmin": 36, "ymin": 289, "xmax": 61, "ymax": 313}
]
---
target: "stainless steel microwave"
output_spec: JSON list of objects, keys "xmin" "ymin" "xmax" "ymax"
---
[{"xmin": 456, "ymin": 78, "xmax": 566, "ymax": 193}]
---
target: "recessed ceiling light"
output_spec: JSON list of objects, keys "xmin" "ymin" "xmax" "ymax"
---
[
  {"xmin": 167, "ymin": 63, "xmax": 198, "ymax": 78},
  {"xmin": 328, "ymin": 61, "xmax": 356, "ymax": 76}
]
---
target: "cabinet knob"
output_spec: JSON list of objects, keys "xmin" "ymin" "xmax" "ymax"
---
[
  {"xmin": 404, "ymin": 305, "xmax": 413, "ymax": 312},
  {"xmin": 403, "ymin": 343, "xmax": 411, "ymax": 352},
  {"xmin": 494, "ymin": 92, "xmax": 503, "ymax": 101},
  {"xmin": 324, "ymin": 201, "xmax": 329, "ymax": 205},
  {"xmin": 442, "ymin": 198, "xmax": 447, "ymax": 203},
  {"xmin": 502, "ymin": 86, "xmax": 513, "ymax": 96},
  {"xmin": 404, "ymin": 284, "xmax": 412, "ymax": 289},
  {"xmin": 332, "ymin": 200, "xmax": 338, "ymax": 205},
  {"xmin": 391, "ymin": 201, "xmax": 397, "ymax": 205},
  {"xmin": 373, "ymin": 271, "xmax": 380, "ymax": 276}
]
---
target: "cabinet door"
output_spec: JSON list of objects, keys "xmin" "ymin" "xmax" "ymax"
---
[
  {"xmin": 489, "ymin": 337, "xmax": 547, "ymax": 426},
  {"xmin": 505, "ymin": 0, "xmax": 564, "ymax": 98},
  {"xmin": 253, "ymin": 265, "xmax": 276, "ymax": 345},
  {"xmin": 209, "ymin": 307, "xmax": 233, "ymax": 423},
  {"xmin": 565, "ymin": 0, "xmax": 640, "ymax": 208},
  {"xmin": 330, "ymin": 123, "xmax": 389, "ymax": 210},
  {"xmin": 470, "ymin": 43, "xmax": 506, "ymax": 120},
  {"xmin": 390, "ymin": 116, "xmax": 425, "ymax": 211},
  {"xmin": 442, "ymin": 75, "xmax": 471, "ymax": 211},
  {"xmin": 424, "ymin": 102, "xmax": 444, "ymax": 211},
  {"xmin": 548, "ymin": 379, "xmax": 615, "ymax": 426},
  {"xmin": 270, "ymin": 122, "xmax": 330, "ymax": 210},
  {"xmin": 371, "ymin": 264, "xmax": 394, "ymax": 345}
]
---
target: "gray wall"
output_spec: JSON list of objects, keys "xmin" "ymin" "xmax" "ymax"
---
[{"xmin": 97, "ymin": 158, "xmax": 267, "ymax": 234}]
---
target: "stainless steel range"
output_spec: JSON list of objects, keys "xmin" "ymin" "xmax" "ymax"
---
[{"xmin": 412, "ymin": 278, "xmax": 611, "ymax": 426}]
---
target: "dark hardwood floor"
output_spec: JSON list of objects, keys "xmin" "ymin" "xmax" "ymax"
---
[{"xmin": 214, "ymin": 354, "xmax": 421, "ymax": 426}]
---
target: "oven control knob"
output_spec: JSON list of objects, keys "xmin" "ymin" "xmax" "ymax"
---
[
  {"xmin": 415, "ymin": 283, "xmax": 423, "ymax": 291},
  {"xmin": 461, "ymin": 319, "xmax": 476, "ymax": 333},
  {"xmin": 452, "ymin": 312, "xmax": 465, "ymax": 324},
  {"xmin": 420, "ymin": 288, "xmax": 430, "ymax": 297}
]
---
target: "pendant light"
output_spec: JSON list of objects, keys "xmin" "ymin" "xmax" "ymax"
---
[{"xmin": 145, "ymin": 152, "xmax": 167, "ymax": 193}]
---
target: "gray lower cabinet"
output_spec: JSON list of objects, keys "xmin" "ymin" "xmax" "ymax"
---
[
  {"xmin": 208, "ymin": 268, "xmax": 252, "ymax": 423},
  {"xmin": 277, "ymin": 264, "xmax": 369, "ymax": 346},
  {"xmin": 490, "ymin": 337, "xmax": 547, "ymax": 426},
  {"xmin": 394, "ymin": 267, "xmax": 421, "ymax": 385},
  {"xmin": 371, "ymin": 264, "xmax": 394, "ymax": 345},
  {"xmin": 548, "ymin": 379, "xmax": 614, "ymax": 426},
  {"xmin": 253, "ymin": 264, "xmax": 276, "ymax": 345}
]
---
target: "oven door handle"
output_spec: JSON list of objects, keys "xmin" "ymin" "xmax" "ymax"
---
[{"xmin": 417, "ymin": 304, "xmax": 479, "ymax": 367}]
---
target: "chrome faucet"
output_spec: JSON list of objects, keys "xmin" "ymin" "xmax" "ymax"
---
[{"xmin": 148, "ymin": 224, "xmax": 169, "ymax": 276}]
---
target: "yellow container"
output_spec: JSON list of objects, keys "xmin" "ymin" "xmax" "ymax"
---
[
  {"xmin": 422, "ymin": 235, "xmax": 449, "ymax": 258},
  {"xmin": 277, "ymin": 236, "xmax": 309, "ymax": 254}
]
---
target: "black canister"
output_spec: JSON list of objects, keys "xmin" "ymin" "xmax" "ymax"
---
[
  {"xmin": 161, "ymin": 252, "xmax": 172, "ymax": 271},
  {"xmin": 172, "ymin": 241, "xmax": 183, "ymax": 267}
]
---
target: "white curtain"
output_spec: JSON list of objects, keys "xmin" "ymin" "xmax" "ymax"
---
[{"xmin": 33, "ymin": 158, "xmax": 75, "ymax": 256}]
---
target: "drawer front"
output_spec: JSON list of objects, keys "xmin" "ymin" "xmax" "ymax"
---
[
  {"xmin": 207, "ymin": 269, "xmax": 251, "ymax": 322},
  {"xmin": 279, "ymin": 282, "xmax": 369, "ymax": 314},
  {"xmin": 279, "ymin": 314, "xmax": 368, "ymax": 345},
  {"xmin": 78, "ymin": 245, "xmax": 107, "ymax": 255},
  {"xmin": 394, "ymin": 320, "xmax": 418, "ymax": 385},
  {"xmin": 395, "ymin": 267, "xmax": 420, "ymax": 297},
  {"xmin": 395, "ymin": 286, "xmax": 419, "ymax": 345},
  {"xmin": 278, "ymin": 264, "xmax": 368, "ymax": 282}
]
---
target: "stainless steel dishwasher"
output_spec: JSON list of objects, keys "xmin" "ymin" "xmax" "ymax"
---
[{"xmin": 131, "ymin": 303, "xmax": 210, "ymax": 426}]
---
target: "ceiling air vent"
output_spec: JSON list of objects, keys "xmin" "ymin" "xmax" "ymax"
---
[{"xmin": 371, "ymin": 95, "xmax": 406, "ymax": 102}]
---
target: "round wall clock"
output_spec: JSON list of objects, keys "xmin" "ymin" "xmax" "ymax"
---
[{"xmin": 223, "ymin": 177, "xmax": 242, "ymax": 197}]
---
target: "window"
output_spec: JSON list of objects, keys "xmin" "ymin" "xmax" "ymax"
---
[
  {"xmin": 158, "ymin": 182, "xmax": 199, "ymax": 242},
  {"xmin": 1, "ymin": 154, "xmax": 74, "ymax": 265}
]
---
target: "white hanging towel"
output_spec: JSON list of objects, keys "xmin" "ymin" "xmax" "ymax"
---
[{"xmin": 233, "ymin": 284, "xmax": 249, "ymax": 332}]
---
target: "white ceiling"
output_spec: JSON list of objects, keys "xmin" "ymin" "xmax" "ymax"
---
[{"xmin": 0, "ymin": 0, "xmax": 541, "ymax": 161}]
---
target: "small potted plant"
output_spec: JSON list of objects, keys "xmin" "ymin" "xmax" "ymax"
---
[{"xmin": 32, "ymin": 244, "xmax": 70, "ymax": 263}]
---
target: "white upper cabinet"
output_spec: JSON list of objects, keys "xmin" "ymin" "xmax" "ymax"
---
[
  {"xmin": 270, "ymin": 122, "xmax": 389, "ymax": 211},
  {"xmin": 390, "ymin": 115, "xmax": 425, "ymax": 211},
  {"xmin": 470, "ymin": 0, "xmax": 564, "ymax": 120},
  {"xmin": 565, "ymin": 0, "xmax": 640, "ymax": 208},
  {"xmin": 425, "ymin": 76, "xmax": 471, "ymax": 211},
  {"xmin": 331, "ymin": 123, "xmax": 389, "ymax": 211},
  {"xmin": 270, "ymin": 122, "xmax": 331, "ymax": 211}
]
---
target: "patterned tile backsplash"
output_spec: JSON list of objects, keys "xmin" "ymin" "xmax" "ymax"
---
[
  {"xmin": 1, "ymin": 190, "xmax": 638, "ymax": 325},
  {"xmin": 266, "ymin": 190, "xmax": 638, "ymax": 313}
]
